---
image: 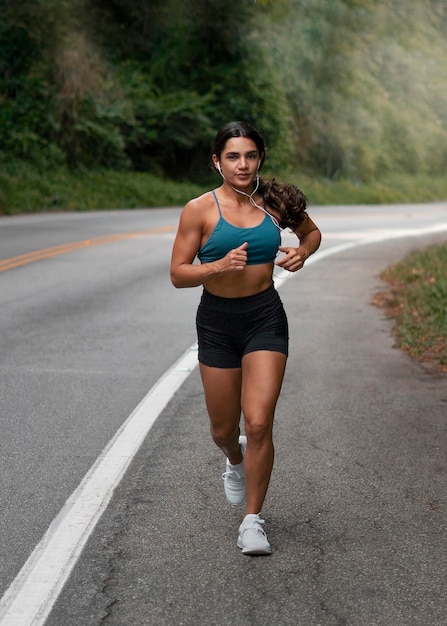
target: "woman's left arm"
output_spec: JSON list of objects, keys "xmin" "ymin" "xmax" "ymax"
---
[{"xmin": 276, "ymin": 215, "xmax": 322, "ymax": 273}]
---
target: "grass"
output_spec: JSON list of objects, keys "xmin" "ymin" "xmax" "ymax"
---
[
  {"xmin": 0, "ymin": 162, "xmax": 446, "ymax": 215},
  {"xmin": 372, "ymin": 243, "xmax": 447, "ymax": 373},
  {"xmin": 293, "ymin": 173, "xmax": 447, "ymax": 207},
  {"xmin": 0, "ymin": 165, "xmax": 206, "ymax": 214}
]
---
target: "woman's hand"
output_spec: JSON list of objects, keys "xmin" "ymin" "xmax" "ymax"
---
[
  {"xmin": 275, "ymin": 246, "xmax": 308, "ymax": 272},
  {"xmin": 216, "ymin": 242, "xmax": 248, "ymax": 272}
]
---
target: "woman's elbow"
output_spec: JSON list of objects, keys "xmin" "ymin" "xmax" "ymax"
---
[
  {"xmin": 170, "ymin": 267, "xmax": 191, "ymax": 288},
  {"xmin": 170, "ymin": 270, "xmax": 182, "ymax": 288}
]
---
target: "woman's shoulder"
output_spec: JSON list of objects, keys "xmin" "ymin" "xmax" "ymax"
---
[
  {"xmin": 182, "ymin": 189, "xmax": 217, "ymax": 216},
  {"xmin": 187, "ymin": 189, "xmax": 213, "ymax": 206}
]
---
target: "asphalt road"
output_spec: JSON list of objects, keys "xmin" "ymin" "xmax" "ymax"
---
[{"xmin": 1, "ymin": 203, "xmax": 447, "ymax": 625}]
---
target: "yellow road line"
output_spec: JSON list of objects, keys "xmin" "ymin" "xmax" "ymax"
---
[{"xmin": 0, "ymin": 225, "xmax": 176, "ymax": 273}]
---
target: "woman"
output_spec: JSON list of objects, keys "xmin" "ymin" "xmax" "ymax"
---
[{"xmin": 170, "ymin": 121, "xmax": 321, "ymax": 555}]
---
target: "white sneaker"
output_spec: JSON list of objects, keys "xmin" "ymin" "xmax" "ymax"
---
[
  {"xmin": 237, "ymin": 514, "xmax": 272, "ymax": 555},
  {"xmin": 221, "ymin": 435, "xmax": 247, "ymax": 506}
]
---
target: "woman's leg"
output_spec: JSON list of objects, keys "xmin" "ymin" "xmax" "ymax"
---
[
  {"xmin": 241, "ymin": 350, "xmax": 287, "ymax": 515},
  {"xmin": 199, "ymin": 363, "xmax": 244, "ymax": 465}
]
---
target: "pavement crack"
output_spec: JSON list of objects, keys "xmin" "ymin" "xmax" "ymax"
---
[{"xmin": 96, "ymin": 501, "xmax": 131, "ymax": 624}]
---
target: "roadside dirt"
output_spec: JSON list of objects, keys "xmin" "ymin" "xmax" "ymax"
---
[{"xmin": 371, "ymin": 283, "xmax": 447, "ymax": 375}]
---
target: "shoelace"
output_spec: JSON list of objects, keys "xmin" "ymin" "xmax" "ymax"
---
[
  {"xmin": 221, "ymin": 468, "xmax": 243, "ymax": 481},
  {"xmin": 242, "ymin": 516, "xmax": 266, "ymax": 536}
]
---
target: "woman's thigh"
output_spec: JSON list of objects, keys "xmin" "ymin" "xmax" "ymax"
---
[
  {"xmin": 241, "ymin": 351, "xmax": 287, "ymax": 429},
  {"xmin": 199, "ymin": 363, "xmax": 242, "ymax": 432}
]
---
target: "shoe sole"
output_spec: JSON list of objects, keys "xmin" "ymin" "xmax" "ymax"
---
[
  {"xmin": 236, "ymin": 541, "xmax": 272, "ymax": 555},
  {"xmin": 237, "ymin": 542, "xmax": 272, "ymax": 555}
]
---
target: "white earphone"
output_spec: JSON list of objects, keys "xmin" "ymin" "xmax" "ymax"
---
[{"xmin": 213, "ymin": 158, "xmax": 280, "ymax": 230}]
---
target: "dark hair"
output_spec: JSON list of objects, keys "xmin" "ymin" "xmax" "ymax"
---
[
  {"xmin": 259, "ymin": 179, "xmax": 309, "ymax": 231},
  {"xmin": 210, "ymin": 121, "xmax": 266, "ymax": 172}
]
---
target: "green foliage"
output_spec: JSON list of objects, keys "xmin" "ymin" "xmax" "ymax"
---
[
  {"xmin": 261, "ymin": 0, "xmax": 447, "ymax": 180},
  {"xmin": 1, "ymin": 0, "xmax": 447, "ymax": 185},
  {"xmin": 116, "ymin": 62, "xmax": 216, "ymax": 178},
  {"xmin": 0, "ymin": 2, "xmax": 58, "ymax": 164},
  {"xmin": 0, "ymin": 160, "xmax": 207, "ymax": 213}
]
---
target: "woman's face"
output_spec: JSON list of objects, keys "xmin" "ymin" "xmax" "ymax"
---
[{"xmin": 213, "ymin": 137, "xmax": 262, "ymax": 190}]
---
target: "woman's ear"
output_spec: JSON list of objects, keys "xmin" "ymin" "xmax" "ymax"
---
[{"xmin": 212, "ymin": 155, "xmax": 221, "ymax": 173}]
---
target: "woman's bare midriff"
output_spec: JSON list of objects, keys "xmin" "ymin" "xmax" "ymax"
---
[{"xmin": 203, "ymin": 263, "xmax": 275, "ymax": 298}]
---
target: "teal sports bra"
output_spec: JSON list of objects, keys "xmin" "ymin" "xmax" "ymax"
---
[{"xmin": 197, "ymin": 191, "xmax": 281, "ymax": 265}]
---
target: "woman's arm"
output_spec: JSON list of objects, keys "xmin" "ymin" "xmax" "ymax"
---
[
  {"xmin": 170, "ymin": 200, "xmax": 248, "ymax": 288},
  {"xmin": 275, "ymin": 214, "xmax": 322, "ymax": 273}
]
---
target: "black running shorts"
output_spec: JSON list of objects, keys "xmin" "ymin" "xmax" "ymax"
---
[{"xmin": 196, "ymin": 284, "xmax": 289, "ymax": 368}]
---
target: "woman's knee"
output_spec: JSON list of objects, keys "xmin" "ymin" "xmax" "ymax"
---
[
  {"xmin": 210, "ymin": 422, "xmax": 240, "ymax": 447},
  {"xmin": 244, "ymin": 417, "xmax": 273, "ymax": 445}
]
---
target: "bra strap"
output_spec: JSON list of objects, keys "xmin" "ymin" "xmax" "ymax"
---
[{"xmin": 211, "ymin": 190, "xmax": 223, "ymax": 217}]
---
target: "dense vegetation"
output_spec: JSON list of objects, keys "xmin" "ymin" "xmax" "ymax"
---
[{"xmin": 1, "ymin": 0, "xmax": 447, "ymax": 213}]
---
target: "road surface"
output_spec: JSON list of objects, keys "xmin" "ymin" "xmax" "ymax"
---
[{"xmin": 0, "ymin": 202, "xmax": 446, "ymax": 625}]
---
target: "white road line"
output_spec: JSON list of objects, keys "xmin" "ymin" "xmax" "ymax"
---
[
  {"xmin": 305, "ymin": 221, "xmax": 447, "ymax": 265},
  {"xmin": 1, "ymin": 220, "xmax": 447, "ymax": 625}
]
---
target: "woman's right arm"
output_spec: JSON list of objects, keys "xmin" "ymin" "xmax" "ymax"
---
[{"xmin": 170, "ymin": 201, "xmax": 248, "ymax": 288}]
